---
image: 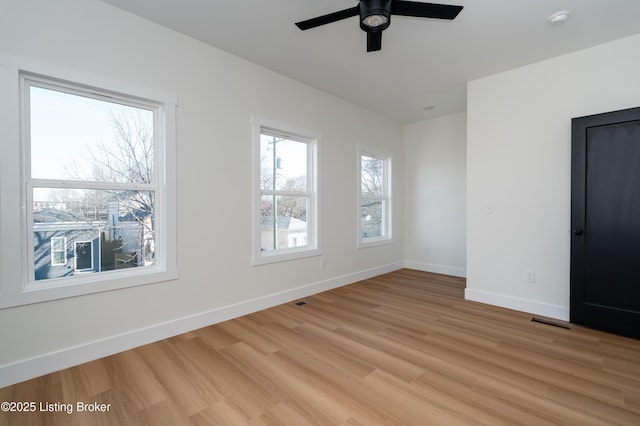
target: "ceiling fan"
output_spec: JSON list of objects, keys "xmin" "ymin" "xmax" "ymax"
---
[{"xmin": 295, "ymin": 0, "xmax": 463, "ymax": 52}]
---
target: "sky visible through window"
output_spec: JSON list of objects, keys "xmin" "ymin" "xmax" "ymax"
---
[
  {"xmin": 259, "ymin": 133, "xmax": 308, "ymax": 187},
  {"xmin": 29, "ymin": 86, "xmax": 152, "ymax": 185}
]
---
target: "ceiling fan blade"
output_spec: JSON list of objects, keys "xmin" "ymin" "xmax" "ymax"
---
[
  {"xmin": 391, "ymin": 1, "xmax": 463, "ymax": 20},
  {"xmin": 295, "ymin": 6, "xmax": 360, "ymax": 30},
  {"xmin": 367, "ymin": 31, "xmax": 382, "ymax": 52}
]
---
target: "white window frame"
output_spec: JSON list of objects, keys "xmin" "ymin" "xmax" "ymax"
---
[
  {"xmin": 0, "ymin": 57, "xmax": 178, "ymax": 308},
  {"xmin": 357, "ymin": 144, "xmax": 392, "ymax": 248},
  {"xmin": 50, "ymin": 236, "xmax": 67, "ymax": 266},
  {"xmin": 252, "ymin": 116, "xmax": 321, "ymax": 265}
]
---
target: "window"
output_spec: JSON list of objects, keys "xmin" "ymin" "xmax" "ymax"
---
[
  {"xmin": 50, "ymin": 237, "xmax": 67, "ymax": 266},
  {"xmin": 0, "ymin": 63, "xmax": 177, "ymax": 308},
  {"xmin": 252, "ymin": 118, "xmax": 320, "ymax": 264},
  {"xmin": 358, "ymin": 145, "xmax": 392, "ymax": 246}
]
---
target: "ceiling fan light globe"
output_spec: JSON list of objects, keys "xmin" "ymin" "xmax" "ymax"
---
[{"xmin": 362, "ymin": 14, "xmax": 388, "ymax": 29}]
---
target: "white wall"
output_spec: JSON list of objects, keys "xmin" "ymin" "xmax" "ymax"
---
[
  {"xmin": 466, "ymin": 34, "xmax": 640, "ymax": 320},
  {"xmin": 404, "ymin": 113, "xmax": 466, "ymax": 277},
  {"xmin": 0, "ymin": 0, "xmax": 404, "ymax": 386}
]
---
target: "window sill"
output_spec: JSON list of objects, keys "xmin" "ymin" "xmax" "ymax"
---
[
  {"xmin": 357, "ymin": 238, "xmax": 393, "ymax": 249},
  {"xmin": 0, "ymin": 267, "xmax": 178, "ymax": 309},
  {"xmin": 252, "ymin": 247, "xmax": 322, "ymax": 266}
]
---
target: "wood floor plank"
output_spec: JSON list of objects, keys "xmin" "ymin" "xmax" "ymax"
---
[
  {"xmin": 135, "ymin": 341, "xmax": 215, "ymax": 416},
  {"xmin": 2, "ymin": 269, "xmax": 640, "ymax": 425},
  {"xmin": 258, "ymin": 321, "xmax": 376, "ymax": 379},
  {"xmin": 189, "ymin": 400, "xmax": 249, "ymax": 426}
]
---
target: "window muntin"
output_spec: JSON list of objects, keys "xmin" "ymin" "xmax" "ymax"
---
[
  {"xmin": 358, "ymin": 147, "xmax": 392, "ymax": 246},
  {"xmin": 253, "ymin": 120, "xmax": 320, "ymax": 264},
  {"xmin": 24, "ymin": 75, "xmax": 159, "ymax": 284}
]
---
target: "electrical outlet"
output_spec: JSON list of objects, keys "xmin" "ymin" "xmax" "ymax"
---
[{"xmin": 526, "ymin": 271, "xmax": 535, "ymax": 283}]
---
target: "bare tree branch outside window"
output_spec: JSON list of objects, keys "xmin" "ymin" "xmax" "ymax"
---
[{"xmin": 60, "ymin": 109, "xmax": 155, "ymax": 269}]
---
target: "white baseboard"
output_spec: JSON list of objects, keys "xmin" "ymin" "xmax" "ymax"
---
[
  {"xmin": 464, "ymin": 288, "xmax": 569, "ymax": 321},
  {"xmin": 403, "ymin": 260, "xmax": 466, "ymax": 278},
  {"xmin": 0, "ymin": 262, "xmax": 402, "ymax": 388}
]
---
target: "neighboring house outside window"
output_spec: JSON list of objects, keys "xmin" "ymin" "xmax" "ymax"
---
[
  {"xmin": 252, "ymin": 118, "xmax": 320, "ymax": 264},
  {"xmin": 33, "ymin": 205, "xmax": 145, "ymax": 280},
  {"xmin": 0, "ymin": 63, "xmax": 177, "ymax": 308},
  {"xmin": 358, "ymin": 145, "xmax": 392, "ymax": 247}
]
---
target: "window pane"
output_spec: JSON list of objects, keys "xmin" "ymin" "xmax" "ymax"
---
[
  {"xmin": 361, "ymin": 155, "xmax": 384, "ymax": 196},
  {"xmin": 33, "ymin": 188, "xmax": 156, "ymax": 281},
  {"xmin": 51, "ymin": 237, "xmax": 65, "ymax": 252},
  {"xmin": 361, "ymin": 199, "xmax": 383, "ymax": 238},
  {"xmin": 52, "ymin": 251, "xmax": 66, "ymax": 265},
  {"xmin": 260, "ymin": 134, "xmax": 307, "ymax": 192},
  {"xmin": 260, "ymin": 195, "xmax": 309, "ymax": 252},
  {"xmin": 260, "ymin": 195, "xmax": 276, "ymax": 251},
  {"xmin": 29, "ymin": 85, "xmax": 154, "ymax": 183}
]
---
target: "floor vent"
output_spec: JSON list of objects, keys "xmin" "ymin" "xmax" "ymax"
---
[
  {"xmin": 294, "ymin": 298, "xmax": 313, "ymax": 306},
  {"xmin": 531, "ymin": 317, "xmax": 571, "ymax": 329}
]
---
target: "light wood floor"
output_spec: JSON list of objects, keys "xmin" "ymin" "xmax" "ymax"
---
[{"xmin": 2, "ymin": 269, "xmax": 640, "ymax": 425}]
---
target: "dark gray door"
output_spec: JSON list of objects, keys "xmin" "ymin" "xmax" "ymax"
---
[
  {"xmin": 75, "ymin": 241, "xmax": 93, "ymax": 271},
  {"xmin": 571, "ymin": 106, "xmax": 640, "ymax": 339}
]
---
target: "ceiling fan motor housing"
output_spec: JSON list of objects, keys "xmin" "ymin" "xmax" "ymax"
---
[{"xmin": 360, "ymin": 0, "xmax": 392, "ymax": 32}]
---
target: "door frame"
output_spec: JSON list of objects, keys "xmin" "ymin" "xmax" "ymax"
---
[{"xmin": 74, "ymin": 240, "xmax": 94, "ymax": 272}]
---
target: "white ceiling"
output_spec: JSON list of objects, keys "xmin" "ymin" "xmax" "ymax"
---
[{"xmin": 100, "ymin": 0, "xmax": 640, "ymax": 123}]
